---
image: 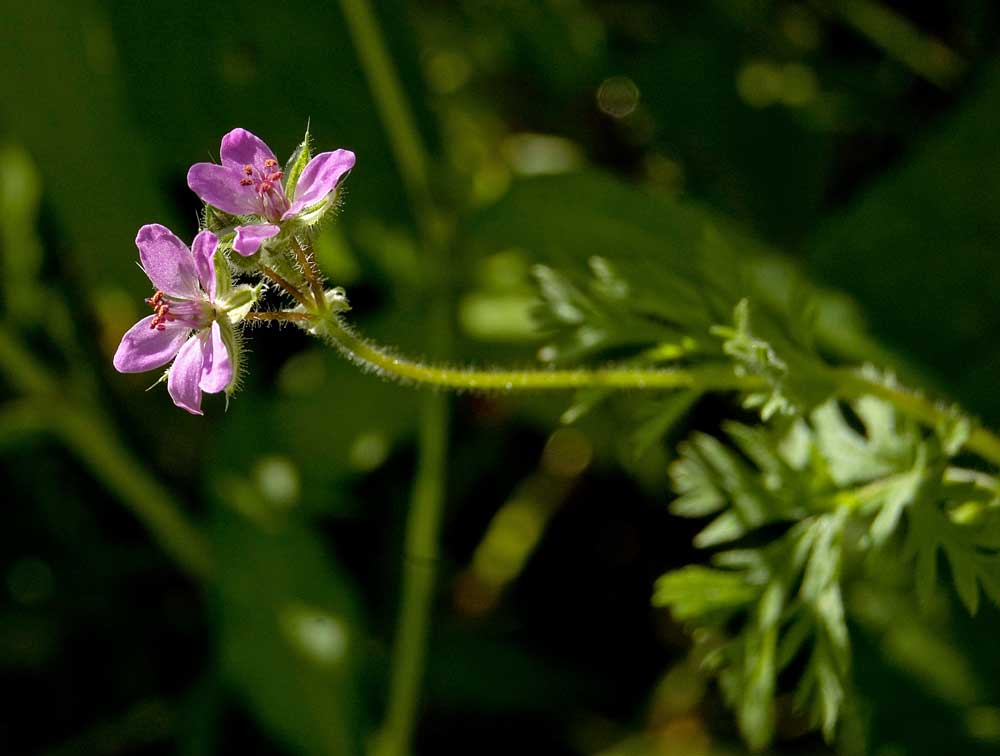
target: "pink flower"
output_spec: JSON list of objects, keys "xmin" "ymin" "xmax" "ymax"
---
[
  {"xmin": 186, "ymin": 128, "xmax": 355, "ymax": 256},
  {"xmin": 113, "ymin": 225, "xmax": 235, "ymax": 415}
]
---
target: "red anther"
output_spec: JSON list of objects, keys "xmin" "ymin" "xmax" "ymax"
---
[
  {"xmin": 243, "ymin": 164, "xmax": 253, "ymax": 175},
  {"xmin": 240, "ymin": 178, "xmax": 253, "ymax": 186},
  {"xmin": 264, "ymin": 158, "xmax": 277, "ymax": 168},
  {"xmin": 149, "ymin": 300, "xmax": 173, "ymax": 330},
  {"xmin": 259, "ymin": 180, "xmax": 273, "ymax": 193},
  {"xmin": 267, "ymin": 171, "xmax": 284, "ymax": 182}
]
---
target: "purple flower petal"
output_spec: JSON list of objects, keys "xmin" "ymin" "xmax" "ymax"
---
[
  {"xmin": 199, "ymin": 321, "xmax": 233, "ymax": 394},
  {"xmin": 167, "ymin": 332, "xmax": 206, "ymax": 415},
  {"xmin": 187, "ymin": 163, "xmax": 261, "ymax": 216},
  {"xmin": 113, "ymin": 316, "xmax": 190, "ymax": 373},
  {"xmin": 192, "ymin": 230, "xmax": 219, "ymax": 300},
  {"xmin": 136, "ymin": 224, "xmax": 201, "ymax": 299},
  {"xmin": 233, "ymin": 223, "xmax": 280, "ymax": 256},
  {"xmin": 220, "ymin": 128, "xmax": 277, "ymax": 169},
  {"xmin": 283, "ymin": 149, "xmax": 355, "ymax": 219}
]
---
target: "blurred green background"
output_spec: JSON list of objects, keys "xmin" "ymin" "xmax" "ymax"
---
[{"xmin": 3, "ymin": 1, "xmax": 1000, "ymax": 754}]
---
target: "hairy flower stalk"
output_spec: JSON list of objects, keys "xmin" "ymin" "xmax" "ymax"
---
[{"xmin": 309, "ymin": 310, "xmax": 767, "ymax": 393}]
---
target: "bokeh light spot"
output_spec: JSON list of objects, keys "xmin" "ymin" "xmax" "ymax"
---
[
  {"xmin": 736, "ymin": 61, "xmax": 784, "ymax": 108},
  {"xmin": 597, "ymin": 75, "xmax": 641, "ymax": 118},
  {"xmin": 279, "ymin": 603, "xmax": 348, "ymax": 665},
  {"xmin": 350, "ymin": 431, "xmax": 389, "ymax": 472},
  {"xmin": 254, "ymin": 456, "xmax": 300, "ymax": 508}
]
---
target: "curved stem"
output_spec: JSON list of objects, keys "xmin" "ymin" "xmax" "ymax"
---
[
  {"xmin": 312, "ymin": 314, "xmax": 765, "ymax": 393},
  {"xmin": 0, "ymin": 324, "xmax": 213, "ymax": 580},
  {"xmin": 309, "ymin": 315, "xmax": 1000, "ymax": 468},
  {"xmin": 838, "ymin": 369, "xmax": 1000, "ymax": 467}
]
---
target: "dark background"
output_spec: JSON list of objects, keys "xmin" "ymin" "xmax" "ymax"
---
[{"xmin": 2, "ymin": 1, "xmax": 1000, "ymax": 754}]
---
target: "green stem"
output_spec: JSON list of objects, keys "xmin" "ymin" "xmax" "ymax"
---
[
  {"xmin": 378, "ymin": 305, "xmax": 450, "ymax": 756},
  {"xmin": 0, "ymin": 324, "xmax": 213, "ymax": 580},
  {"xmin": 838, "ymin": 369, "xmax": 1000, "ymax": 468},
  {"xmin": 338, "ymin": 1, "xmax": 449, "ymax": 754},
  {"xmin": 338, "ymin": 0, "xmax": 436, "ymax": 225},
  {"xmin": 259, "ymin": 264, "xmax": 312, "ymax": 310},
  {"xmin": 306, "ymin": 316, "xmax": 1000, "ymax": 468},
  {"xmin": 55, "ymin": 405, "xmax": 214, "ymax": 580},
  {"xmin": 312, "ymin": 315, "xmax": 766, "ymax": 393},
  {"xmin": 290, "ymin": 236, "xmax": 327, "ymax": 311},
  {"xmin": 817, "ymin": 0, "xmax": 964, "ymax": 88}
]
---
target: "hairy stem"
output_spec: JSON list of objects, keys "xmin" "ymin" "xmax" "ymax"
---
[
  {"xmin": 245, "ymin": 311, "xmax": 313, "ymax": 322},
  {"xmin": 312, "ymin": 315, "xmax": 766, "ymax": 393},
  {"xmin": 309, "ymin": 315, "xmax": 1000, "ymax": 469},
  {"xmin": 290, "ymin": 236, "xmax": 326, "ymax": 310},
  {"xmin": 259, "ymin": 264, "xmax": 312, "ymax": 309},
  {"xmin": 839, "ymin": 369, "xmax": 1000, "ymax": 467}
]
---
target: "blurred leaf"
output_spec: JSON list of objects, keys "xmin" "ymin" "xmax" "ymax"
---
[
  {"xmin": 212, "ymin": 508, "xmax": 361, "ymax": 756},
  {"xmin": 630, "ymin": 35, "xmax": 833, "ymax": 241},
  {"xmin": 0, "ymin": 0, "xmax": 170, "ymax": 287},
  {"xmin": 652, "ymin": 565, "xmax": 757, "ymax": 621},
  {"xmin": 809, "ymin": 60, "xmax": 1000, "ymax": 423},
  {"xmin": 0, "ymin": 143, "xmax": 43, "ymax": 320},
  {"xmin": 904, "ymin": 481, "xmax": 1000, "ymax": 615},
  {"xmin": 627, "ymin": 390, "xmax": 701, "ymax": 461},
  {"xmin": 471, "ymin": 173, "xmax": 877, "ymax": 392}
]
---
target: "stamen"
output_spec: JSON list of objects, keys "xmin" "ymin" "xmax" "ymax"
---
[
  {"xmin": 243, "ymin": 164, "xmax": 253, "ymax": 175},
  {"xmin": 263, "ymin": 158, "xmax": 278, "ymax": 168},
  {"xmin": 151, "ymin": 302, "xmax": 172, "ymax": 330},
  {"xmin": 267, "ymin": 171, "xmax": 284, "ymax": 182},
  {"xmin": 259, "ymin": 180, "xmax": 273, "ymax": 193},
  {"xmin": 240, "ymin": 178, "xmax": 253, "ymax": 186}
]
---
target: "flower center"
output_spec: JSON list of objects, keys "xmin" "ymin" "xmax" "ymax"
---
[
  {"xmin": 145, "ymin": 291, "xmax": 211, "ymax": 330},
  {"xmin": 238, "ymin": 158, "xmax": 289, "ymax": 221}
]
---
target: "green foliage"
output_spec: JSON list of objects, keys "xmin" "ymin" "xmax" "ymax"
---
[
  {"xmin": 5, "ymin": 1, "xmax": 1000, "ymax": 754},
  {"xmin": 489, "ymin": 168, "xmax": 1000, "ymax": 747},
  {"xmin": 213, "ymin": 508, "xmax": 362, "ymax": 756},
  {"xmin": 478, "ymin": 173, "xmax": 865, "ymax": 430},
  {"xmin": 655, "ymin": 397, "xmax": 1000, "ymax": 748}
]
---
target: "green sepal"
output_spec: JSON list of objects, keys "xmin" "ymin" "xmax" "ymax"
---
[
  {"xmin": 218, "ymin": 283, "xmax": 261, "ymax": 325},
  {"xmin": 214, "ymin": 315, "xmax": 243, "ymax": 396},
  {"xmin": 283, "ymin": 126, "xmax": 312, "ymax": 201},
  {"xmin": 203, "ymin": 205, "xmax": 242, "ymax": 234},
  {"xmin": 212, "ymin": 243, "xmax": 233, "ymax": 301}
]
